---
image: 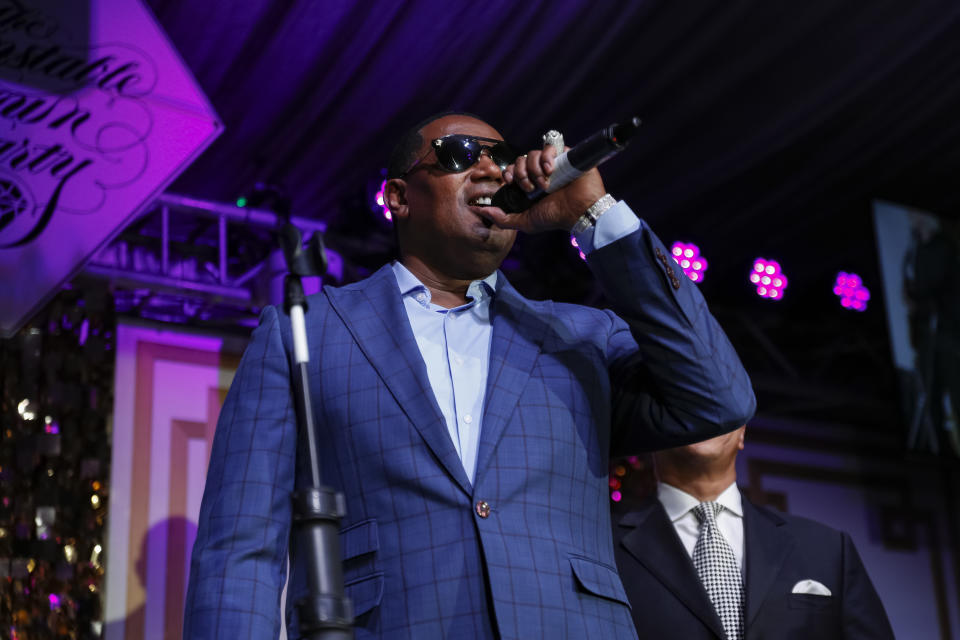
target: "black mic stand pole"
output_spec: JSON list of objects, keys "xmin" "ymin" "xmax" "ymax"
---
[{"xmin": 279, "ymin": 223, "xmax": 353, "ymax": 639}]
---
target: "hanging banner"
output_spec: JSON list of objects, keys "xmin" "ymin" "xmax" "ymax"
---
[{"xmin": 0, "ymin": 0, "xmax": 222, "ymax": 336}]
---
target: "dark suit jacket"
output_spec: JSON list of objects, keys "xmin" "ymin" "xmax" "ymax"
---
[{"xmin": 613, "ymin": 494, "xmax": 895, "ymax": 639}]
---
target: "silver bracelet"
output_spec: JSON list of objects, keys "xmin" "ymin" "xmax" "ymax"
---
[{"xmin": 571, "ymin": 194, "xmax": 616, "ymax": 235}]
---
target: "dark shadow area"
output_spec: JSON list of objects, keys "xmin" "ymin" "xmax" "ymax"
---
[
  {"xmin": 0, "ymin": 0, "xmax": 92, "ymax": 93},
  {"xmin": 102, "ymin": 516, "xmax": 198, "ymax": 640}
]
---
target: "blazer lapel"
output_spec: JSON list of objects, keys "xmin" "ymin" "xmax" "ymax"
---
[
  {"xmin": 743, "ymin": 498, "xmax": 795, "ymax": 628},
  {"xmin": 617, "ymin": 499, "xmax": 727, "ymax": 639},
  {"xmin": 324, "ymin": 265, "xmax": 473, "ymax": 496},
  {"xmin": 473, "ymin": 276, "xmax": 545, "ymax": 485}
]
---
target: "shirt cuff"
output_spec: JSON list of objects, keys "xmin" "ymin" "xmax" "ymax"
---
[{"xmin": 572, "ymin": 200, "xmax": 641, "ymax": 255}]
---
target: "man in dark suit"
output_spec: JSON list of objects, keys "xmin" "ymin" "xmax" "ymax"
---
[
  {"xmin": 613, "ymin": 427, "xmax": 895, "ymax": 639},
  {"xmin": 184, "ymin": 112, "xmax": 756, "ymax": 639}
]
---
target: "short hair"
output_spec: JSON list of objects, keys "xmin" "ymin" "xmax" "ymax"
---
[{"xmin": 386, "ymin": 110, "xmax": 485, "ymax": 179}]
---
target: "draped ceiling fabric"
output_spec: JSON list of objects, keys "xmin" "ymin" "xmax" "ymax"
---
[{"xmin": 144, "ymin": 0, "xmax": 960, "ymax": 429}]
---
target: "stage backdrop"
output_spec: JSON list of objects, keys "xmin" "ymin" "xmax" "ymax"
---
[
  {"xmin": 103, "ymin": 322, "xmax": 241, "ymax": 640},
  {"xmin": 0, "ymin": 0, "xmax": 222, "ymax": 337}
]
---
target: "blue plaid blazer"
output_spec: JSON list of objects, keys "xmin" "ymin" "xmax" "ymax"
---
[{"xmin": 184, "ymin": 222, "xmax": 755, "ymax": 639}]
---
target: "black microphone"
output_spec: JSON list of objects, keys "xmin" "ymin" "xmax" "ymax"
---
[{"xmin": 491, "ymin": 117, "xmax": 642, "ymax": 214}]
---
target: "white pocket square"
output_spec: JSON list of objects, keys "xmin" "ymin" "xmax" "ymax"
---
[{"xmin": 791, "ymin": 579, "xmax": 832, "ymax": 596}]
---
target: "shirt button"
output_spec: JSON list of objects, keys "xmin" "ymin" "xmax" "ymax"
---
[
  {"xmin": 475, "ymin": 500, "xmax": 491, "ymax": 518},
  {"xmin": 454, "ymin": 356, "xmax": 463, "ymax": 366},
  {"xmin": 463, "ymin": 414, "xmax": 472, "ymax": 424}
]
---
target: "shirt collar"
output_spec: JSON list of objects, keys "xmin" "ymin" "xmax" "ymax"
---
[
  {"xmin": 658, "ymin": 481, "xmax": 742, "ymax": 521},
  {"xmin": 391, "ymin": 261, "xmax": 497, "ymax": 307},
  {"xmin": 716, "ymin": 482, "xmax": 743, "ymax": 517}
]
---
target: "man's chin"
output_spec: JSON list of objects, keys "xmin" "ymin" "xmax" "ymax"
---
[{"xmin": 447, "ymin": 246, "xmax": 511, "ymax": 280}]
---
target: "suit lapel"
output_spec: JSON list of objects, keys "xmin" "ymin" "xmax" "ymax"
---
[
  {"xmin": 618, "ymin": 499, "xmax": 727, "ymax": 639},
  {"xmin": 324, "ymin": 265, "xmax": 473, "ymax": 496},
  {"xmin": 473, "ymin": 276, "xmax": 544, "ymax": 483},
  {"xmin": 743, "ymin": 498, "xmax": 795, "ymax": 627}
]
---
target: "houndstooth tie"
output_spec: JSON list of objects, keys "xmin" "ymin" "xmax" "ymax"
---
[{"xmin": 692, "ymin": 502, "xmax": 744, "ymax": 640}]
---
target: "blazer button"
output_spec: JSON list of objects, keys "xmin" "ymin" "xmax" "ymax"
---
[
  {"xmin": 655, "ymin": 247, "xmax": 683, "ymax": 290},
  {"xmin": 475, "ymin": 500, "xmax": 491, "ymax": 518}
]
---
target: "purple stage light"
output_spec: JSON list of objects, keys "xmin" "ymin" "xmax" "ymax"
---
[
  {"xmin": 833, "ymin": 272, "xmax": 870, "ymax": 311},
  {"xmin": 48, "ymin": 594, "xmax": 60, "ymax": 610},
  {"xmin": 611, "ymin": 490, "xmax": 622, "ymax": 502},
  {"xmin": 751, "ymin": 258, "xmax": 788, "ymax": 300},
  {"xmin": 375, "ymin": 179, "xmax": 391, "ymax": 221},
  {"xmin": 670, "ymin": 242, "xmax": 708, "ymax": 283}
]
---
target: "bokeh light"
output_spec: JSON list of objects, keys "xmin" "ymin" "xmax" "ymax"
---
[
  {"xmin": 750, "ymin": 258, "xmax": 788, "ymax": 300},
  {"xmin": 570, "ymin": 236, "xmax": 586, "ymax": 261},
  {"xmin": 374, "ymin": 179, "xmax": 391, "ymax": 220},
  {"xmin": 670, "ymin": 242, "xmax": 708, "ymax": 283},
  {"xmin": 833, "ymin": 271, "xmax": 870, "ymax": 311}
]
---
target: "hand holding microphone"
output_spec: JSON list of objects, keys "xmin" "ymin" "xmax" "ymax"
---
[{"xmin": 485, "ymin": 117, "xmax": 641, "ymax": 234}]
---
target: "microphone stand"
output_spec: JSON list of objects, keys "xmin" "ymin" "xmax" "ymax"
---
[{"xmin": 279, "ymin": 223, "xmax": 354, "ymax": 639}]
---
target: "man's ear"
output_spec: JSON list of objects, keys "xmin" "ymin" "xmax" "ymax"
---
[{"xmin": 385, "ymin": 178, "xmax": 408, "ymax": 222}]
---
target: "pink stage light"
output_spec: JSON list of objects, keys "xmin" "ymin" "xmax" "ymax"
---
[
  {"xmin": 610, "ymin": 490, "xmax": 622, "ymax": 502},
  {"xmin": 670, "ymin": 242, "xmax": 708, "ymax": 283},
  {"xmin": 833, "ymin": 272, "xmax": 870, "ymax": 311},
  {"xmin": 751, "ymin": 258, "xmax": 788, "ymax": 300},
  {"xmin": 375, "ymin": 179, "xmax": 391, "ymax": 220},
  {"xmin": 570, "ymin": 236, "xmax": 586, "ymax": 261}
]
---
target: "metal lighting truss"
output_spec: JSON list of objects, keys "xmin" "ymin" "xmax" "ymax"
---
[{"xmin": 82, "ymin": 193, "xmax": 327, "ymax": 328}]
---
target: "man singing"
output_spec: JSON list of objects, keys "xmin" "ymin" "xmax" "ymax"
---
[{"xmin": 184, "ymin": 112, "xmax": 756, "ymax": 639}]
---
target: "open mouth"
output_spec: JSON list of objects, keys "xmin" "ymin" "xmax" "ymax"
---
[
  {"xmin": 468, "ymin": 196, "xmax": 493, "ymax": 207},
  {"xmin": 468, "ymin": 196, "xmax": 497, "ymax": 227}
]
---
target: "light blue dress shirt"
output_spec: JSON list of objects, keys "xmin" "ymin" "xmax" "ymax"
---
[{"xmin": 391, "ymin": 200, "xmax": 639, "ymax": 484}]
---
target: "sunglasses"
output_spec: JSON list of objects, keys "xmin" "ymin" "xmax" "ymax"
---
[{"xmin": 401, "ymin": 134, "xmax": 517, "ymax": 177}]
